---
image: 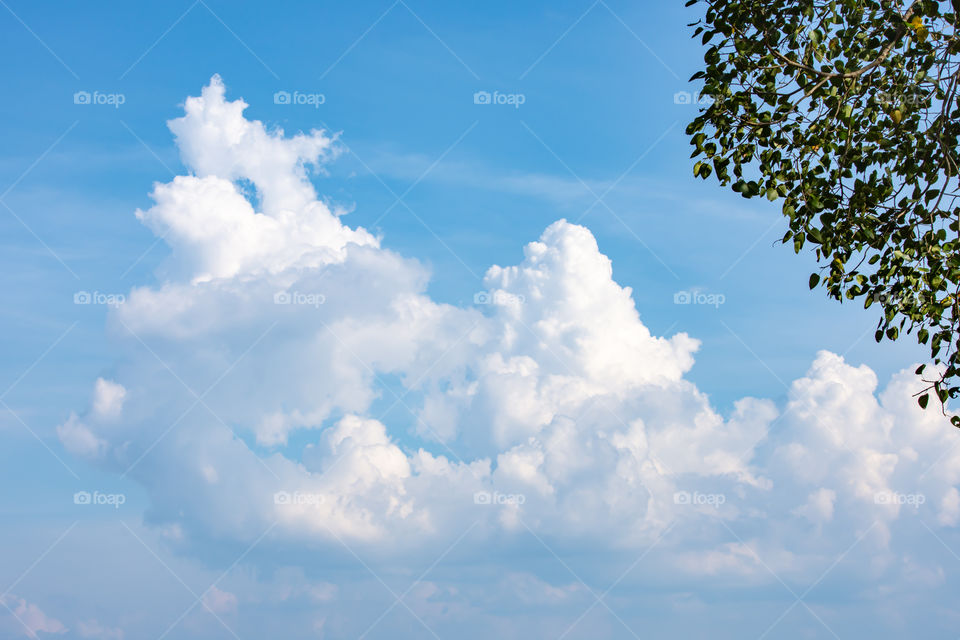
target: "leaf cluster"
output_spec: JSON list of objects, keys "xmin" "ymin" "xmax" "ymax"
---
[{"xmin": 687, "ymin": 0, "xmax": 960, "ymax": 422}]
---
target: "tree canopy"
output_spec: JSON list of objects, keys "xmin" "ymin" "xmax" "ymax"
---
[{"xmin": 686, "ymin": 0, "xmax": 960, "ymax": 422}]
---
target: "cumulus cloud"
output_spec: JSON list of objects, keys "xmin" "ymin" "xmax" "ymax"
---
[
  {"xmin": 58, "ymin": 76, "xmax": 960, "ymax": 603},
  {"xmin": 138, "ymin": 75, "xmax": 375, "ymax": 284}
]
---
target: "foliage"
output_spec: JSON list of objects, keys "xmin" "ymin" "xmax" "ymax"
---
[{"xmin": 686, "ymin": 0, "xmax": 960, "ymax": 423}]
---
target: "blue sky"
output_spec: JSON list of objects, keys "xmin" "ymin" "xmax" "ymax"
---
[{"xmin": 0, "ymin": 1, "xmax": 956, "ymax": 639}]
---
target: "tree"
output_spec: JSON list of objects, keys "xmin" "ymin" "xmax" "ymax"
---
[{"xmin": 686, "ymin": 0, "xmax": 960, "ymax": 423}]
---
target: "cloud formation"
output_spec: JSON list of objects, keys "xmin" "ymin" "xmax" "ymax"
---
[{"xmin": 57, "ymin": 77, "xmax": 960, "ymax": 609}]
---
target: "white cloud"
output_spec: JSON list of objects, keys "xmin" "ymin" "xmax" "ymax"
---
[
  {"xmin": 793, "ymin": 487, "xmax": 837, "ymax": 524},
  {"xmin": 92, "ymin": 378, "xmax": 126, "ymax": 419},
  {"xmin": 1, "ymin": 595, "xmax": 66, "ymax": 637},
  {"xmin": 56, "ymin": 378, "xmax": 126, "ymax": 459},
  {"xmin": 202, "ymin": 586, "xmax": 238, "ymax": 615},
  {"xmin": 58, "ymin": 77, "xmax": 960, "ymax": 604},
  {"xmin": 939, "ymin": 487, "xmax": 960, "ymax": 526},
  {"xmin": 137, "ymin": 75, "xmax": 376, "ymax": 285},
  {"xmin": 56, "ymin": 413, "xmax": 107, "ymax": 459}
]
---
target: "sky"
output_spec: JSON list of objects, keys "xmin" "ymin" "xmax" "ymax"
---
[{"xmin": 1, "ymin": 1, "xmax": 958, "ymax": 638}]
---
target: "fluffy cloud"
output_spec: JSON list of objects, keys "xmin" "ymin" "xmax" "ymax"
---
[
  {"xmin": 59, "ymin": 77, "xmax": 960, "ymax": 603},
  {"xmin": 55, "ymin": 378, "xmax": 126, "ymax": 460},
  {"xmin": 138, "ymin": 75, "xmax": 375, "ymax": 284},
  {"xmin": 56, "ymin": 413, "xmax": 107, "ymax": 459},
  {"xmin": 91, "ymin": 378, "xmax": 126, "ymax": 420}
]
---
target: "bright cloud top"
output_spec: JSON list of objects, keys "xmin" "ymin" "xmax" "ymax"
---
[
  {"xmin": 59, "ymin": 77, "xmax": 960, "ymax": 586},
  {"xmin": 139, "ymin": 76, "xmax": 375, "ymax": 283}
]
